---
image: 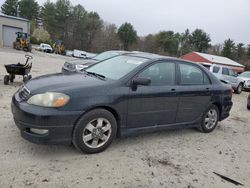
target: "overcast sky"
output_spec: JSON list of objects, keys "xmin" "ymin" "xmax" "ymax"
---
[{"xmin": 1, "ymin": 0, "xmax": 249, "ymax": 44}]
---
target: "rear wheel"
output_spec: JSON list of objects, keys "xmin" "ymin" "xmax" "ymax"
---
[
  {"xmin": 4, "ymin": 75, "xmax": 9, "ymax": 85},
  {"xmin": 73, "ymin": 109, "xmax": 117, "ymax": 154},
  {"xmin": 14, "ymin": 42, "xmax": 20, "ymax": 50},
  {"xmin": 198, "ymin": 104, "xmax": 219, "ymax": 133}
]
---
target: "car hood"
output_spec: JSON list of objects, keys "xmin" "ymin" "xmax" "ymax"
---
[
  {"xmin": 238, "ymin": 76, "xmax": 250, "ymax": 81},
  {"xmin": 25, "ymin": 73, "xmax": 108, "ymax": 94}
]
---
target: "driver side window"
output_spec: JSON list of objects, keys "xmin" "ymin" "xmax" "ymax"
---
[{"xmin": 138, "ymin": 62, "xmax": 175, "ymax": 86}]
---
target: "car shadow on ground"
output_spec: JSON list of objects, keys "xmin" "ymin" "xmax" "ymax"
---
[{"xmin": 18, "ymin": 127, "xmax": 200, "ymax": 157}]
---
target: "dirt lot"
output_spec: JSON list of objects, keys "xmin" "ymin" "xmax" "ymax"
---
[{"xmin": 0, "ymin": 48, "xmax": 250, "ymax": 188}]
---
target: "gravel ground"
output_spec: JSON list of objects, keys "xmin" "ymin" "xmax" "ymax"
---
[{"xmin": 0, "ymin": 48, "xmax": 250, "ymax": 188}]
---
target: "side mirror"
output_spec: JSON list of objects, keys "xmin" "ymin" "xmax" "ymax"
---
[{"xmin": 132, "ymin": 77, "xmax": 151, "ymax": 86}]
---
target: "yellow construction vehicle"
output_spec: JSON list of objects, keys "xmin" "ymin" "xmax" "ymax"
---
[
  {"xmin": 13, "ymin": 32, "xmax": 32, "ymax": 52},
  {"xmin": 52, "ymin": 40, "xmax": 65, "ymax": 55}
]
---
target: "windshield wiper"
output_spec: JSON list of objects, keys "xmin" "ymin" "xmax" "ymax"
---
[{"xmin": 85, "ymin": 71, "xmax": 106, "ymax": 79}]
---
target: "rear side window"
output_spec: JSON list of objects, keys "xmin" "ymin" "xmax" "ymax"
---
[
  {"xmin": 212, "ymin": 66, "xmax": 220, "ymax": 73},
  {"xmin": 179, "ymin": 63, "xmax": 210, "ymax": 85},
  {"xmin": 222, "ymin": 68, "xmax": 229, "ymax": 75}
]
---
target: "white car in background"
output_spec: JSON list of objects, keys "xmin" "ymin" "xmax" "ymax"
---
[
  {"xmin": 38, "ymin": 43, "xmax": 53, "ymax": 53},
  {"xmin": 209, "ymin": 65, "xmax": 244, "ymax": 94},
  {"xmin": 238, "ymin": 71, "xmax": 250, "ymax": 90}
]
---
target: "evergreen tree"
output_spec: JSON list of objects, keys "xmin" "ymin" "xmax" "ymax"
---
[
  {"xmin": 190, "ymin": 29, "xmax": 211, "ymax": 52},
  {"xmin": 19, "ymin": 0, "xmax": 39, "ymax": 20},
  {"xmin": 118, "ymin": 22, "xmax": 137, "ymax": 50},
  {"xmin": 221, "ymin": 39, "xmax": 236, "ymax": 60},
  {"xmin": 236, "ymin": 43, "xmax": 245, "ymax": 60},
  {"xmin": 1, "ymin": 0, "xmax": 18, "ymax": 16}
]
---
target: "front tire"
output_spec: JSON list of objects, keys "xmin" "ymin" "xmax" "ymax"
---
[
  {"xmin": 73, "ymin": 109, "xmax": 117, "ymax": 154},
  {"xmin": 198, "ymin": 104, "xmax": 219, "ymax": 133},
  {"xmin": 235, "ymin": 83, "xmax": 243, "ymax": 94}
]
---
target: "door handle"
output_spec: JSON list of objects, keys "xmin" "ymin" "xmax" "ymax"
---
[{"xmin": 171, "ymin": 88, "xmax": 176, "ymax": 91}]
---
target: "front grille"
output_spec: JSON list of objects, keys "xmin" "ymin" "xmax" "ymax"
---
[{"xmin": 19, "ymin": 86, "xmax": 30, "ymax": 100}]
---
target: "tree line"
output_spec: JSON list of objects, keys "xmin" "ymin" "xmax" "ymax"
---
[{"xmin": 1, "ymin": 0, "xmax": 250, "ymax": 69}]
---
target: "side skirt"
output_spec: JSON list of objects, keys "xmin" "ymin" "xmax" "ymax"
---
[{"xmin": 119, "ymin": 118, "xmax": 201, "ymax": 137}]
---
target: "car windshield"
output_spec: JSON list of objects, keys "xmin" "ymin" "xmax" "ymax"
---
[
  {"xmin": 85, "ymin": 55, "xmax": 148, "ymax": 80},
  {"xmin": 239, "ymin": 72, "xmax": 250, "ymax": 78},
  {"xmin": 92, "ymin": 51, "xmax": 121, "ymax": 61}
]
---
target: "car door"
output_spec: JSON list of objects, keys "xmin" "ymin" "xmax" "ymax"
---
[
  {"xmin": 176, "ymin": 62, "xmax": 212, "ymax": 123},
  {"xmin": 227, "ymin": 68, "xmax": 238, "ymax": 84},
  {"xmin": 221, "ymin": 67, "xmax": 231, "ymax": 82},
  {"xmin": 127, "ymin": 61, "xmax": 178, "ymax": 128}
]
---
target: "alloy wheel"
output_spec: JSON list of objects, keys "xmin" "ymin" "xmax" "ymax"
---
[
  {"xmin": 204, "ymin": 109, "xmax": 218, "ymax": 129},
  {"xmin": 82, "ymin": 118, "xmax": 112, "ymax": 149}
]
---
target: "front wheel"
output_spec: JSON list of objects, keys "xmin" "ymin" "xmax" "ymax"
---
[
  {"xmin": 198, "ymin": 104, "xmax": 219, "ymax": 133},
  {"xmin": 73, "ymin": 109, "xmax": 117, "ymax": 154},
  {"xmin": 23, "ymin": 75, "xmax": 29, "ymax": 82},
  {"xmin": 235, "ymin": 83, "xmax": 243, "ymax": 94}
]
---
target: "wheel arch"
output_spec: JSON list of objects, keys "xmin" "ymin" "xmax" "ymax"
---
[
  {"xmin": 211, "ymin": 102, "xmax": 221, "ymax": 116},
  {"xmin": 74, "ymin": 106, "xmax": 121, "ymax": 136}
]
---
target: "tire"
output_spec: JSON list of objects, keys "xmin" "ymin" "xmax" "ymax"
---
[
  {"xmin": 28, "ymin": 44, "xmax": 32, "ymax": 52},
  {"xmin": 10, "ymin": 75, "xmax": 15, "ymax": 82},
  {"xmin": 23, "ymin": 75, "xmax": 29, "ymax": 82},
  {"xmin": 4, "ymin": 75, "xmax": 9, "ymax": 85},
  {"xmin": 247, "ymin": 105, "xmax": 250, "ymax": 110},
  {"xmin": 235, "ymin": 83, "xmax": 243, "ymax": 94},
  {"xmin": 198, "ymin": 104, "xmax": 219, "ymax": 133},
  {"xmin": 73, "ymin": 109, "xmax": 117, "ymax": 154}
]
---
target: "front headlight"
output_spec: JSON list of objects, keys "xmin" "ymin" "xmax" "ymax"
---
[
  {"xmin": 76, "ymin": 64, "xmax": 88, "ymax": 71},
  {"xmin": 64, "ymin": 62, "xmax": 75, "ymax": 70},
  {"xmin": 27, "ymin": 92, "xmax": 70, "ymax": 107}
]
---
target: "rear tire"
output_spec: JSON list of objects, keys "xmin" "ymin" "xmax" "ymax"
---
[
  {"xmin": 73, "ymin": 109, "xmax": 117, "ymax": 154},
  {"xmin": 198, "ymin": 104, "xmax": 219, "ymax": 133},
  {"xmin": 4, "ymin": 75, "xmax": 9, "ymax": 85}
]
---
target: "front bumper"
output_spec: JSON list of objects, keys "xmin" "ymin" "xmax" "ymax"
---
[
  {"xmin": 11, "ymin": 93, "xmax": 82, "ymax": 145},
  {"xmin": 243, "ymin": 82, "xmax": 250, "ymax": 90},
  {"xmin": 61, "ymin": 67, "xmax": 76, "ymax": 73}
]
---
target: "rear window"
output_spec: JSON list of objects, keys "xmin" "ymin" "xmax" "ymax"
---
[{"xmin": 179, "ymin": 63, "xmax": 210, "ymax": 85}]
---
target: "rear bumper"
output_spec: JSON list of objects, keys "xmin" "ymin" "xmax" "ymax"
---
[
  {"xmin": 11, "ymin": 94, "xmax": 82, "ymax": 145},
  {"xmin": 219, "ymin": 102, "xmax": 233, "ymax": 121}
]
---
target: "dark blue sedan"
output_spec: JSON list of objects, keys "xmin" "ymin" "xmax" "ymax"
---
[{"xmin": 12, "ymin": 53, "xmax": 233, "ymax": 153}]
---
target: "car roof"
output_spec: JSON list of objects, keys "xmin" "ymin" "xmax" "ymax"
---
[
  {"xmin": 124, "ymin": 52, "xmax": 180, "ymax": 61},
  {"xmin": 107, "ymin": 50, "xmax": 129, "ymax": 54}
]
